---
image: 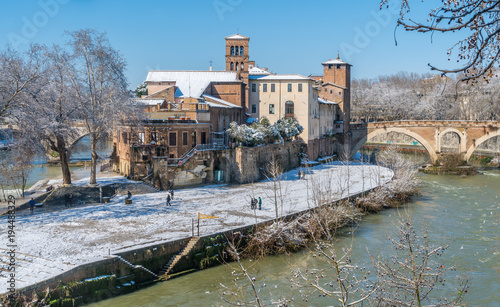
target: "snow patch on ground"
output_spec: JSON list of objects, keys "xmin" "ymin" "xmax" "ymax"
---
[{"xmin": 0, "ymin": 162, "xmax": 392, "ymax": 293}]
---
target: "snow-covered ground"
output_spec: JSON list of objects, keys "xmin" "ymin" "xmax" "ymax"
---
[{"xmin": 0, "ymin": 162, "xmax": 392, "ymax": 293}]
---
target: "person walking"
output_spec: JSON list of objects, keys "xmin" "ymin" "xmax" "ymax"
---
[
  {"xmin": 302, "ymin": 170, "xmax": 306, "ymax": 179},
  {"xmin": 258, "ymin": 197, "xmax": 262, "ymax": 210},
  {"xmin": 166, "ymin": 193, "xmax": 171, "ymax": 206},
  {"xmin": 28, "ymin": 198, "xmax": 35, "ymax": 213},
  {"xmin": 250, "ymin": 197, "xmax": 254, "ymax": 210},
  {"xmin": 298, "ymin": 170, "xmax": 301, "ymax": 180},
  {"xmin": 170, "ymin": 189, "xmax": 174, "ymax": 200},
  {"xmin": 68, "ymin": 193, "xmax": 73, "ymax": 207},
  {"xmin": 127, "ymin": 191, "xmax": 132, "ymax": 199}
]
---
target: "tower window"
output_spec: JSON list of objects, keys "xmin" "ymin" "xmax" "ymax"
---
[
  {"xmin": 241, "ymin": 62, "xmax": 244, "ymax": 70},
  {"xmin": 298, "ymin": 84, "xmax": 302, "ymax": 92},
  {"xmin": 263, "ymin": 84, "xmax": 267, "ymax": 92},
  {"xmin": 231, "ymin": 46, "xmax": 234, "ymax": 55},
  {"xmin": 240, "ymin": 46, "xmax": 244, "ymax": 55},
  {"xmin": 337, "ymin": 64, "xmax": 341, "ymax": 69},
  {"xmin": 330, "ymin": 90, "xmax": 332, "ymax": 94},
  {"xmin": 251, "ymin": 83, "xmax": 256, "ymax": 92},
  {"xmin": 328, "ymin": 64, "xmax": 333, "ymax": 69},
  {"xmin": 235, "ymin": 62, "xmax": 239, "ymax": 71},
  {"xmin": 271, "ymin": 84, "xmax": 275, "ymax": 92},
  {"xmin": 235, "ymin": 46, "xmax": 239, "ymax": 55},
  {"xmin": 251, "ymin": 104, "xmax": 256, "ymax": 113},
  {"xmin": 287, "ymin": 84, "xmax": 292, "ymax": 92},
  {"xmin": 269, "ymin": 104, "xmax": 275, "ymax": 114}
]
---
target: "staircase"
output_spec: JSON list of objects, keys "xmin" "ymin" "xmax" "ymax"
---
[
  {"xmin": 158, "ymin": 236, "xmax": 200, "ymax": 280},
  {"xmin": 141, "ymin": 172, "xmax": 160, "ymax": 192},
  {"xmin": 116, "ymin": 256, "xmax": 158, "ymax": 277}
]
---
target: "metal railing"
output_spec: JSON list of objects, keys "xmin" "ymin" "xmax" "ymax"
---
[{"xmin": 166, "ymin": 144, "xmax": 217, "ymax": 166}]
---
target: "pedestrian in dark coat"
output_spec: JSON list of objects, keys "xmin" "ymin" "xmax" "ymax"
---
[
  {"xmin": 250, "ymin": 197, "xmax": 254, "ymax": 209},
  {"xmin": 170, "ymin": 189, "xmax": 174, "ymax": 200},
  {"xmin": 166, "ymin": 194, "xmax": 171, "ymax": 206},
  {"xmin": 28, "ymin": 198, "xmax": 35, "ymax": 213},
  {"xmin": 258, "ymin": 197, "xmax": 262, "ymax": 210},
  {"xmin": 298, "ymin": 170, "xmax": 301, "ymax": 179},
  {"xmin": 127, "ymin": 191, "xmax": 132, "ymax": 199}
]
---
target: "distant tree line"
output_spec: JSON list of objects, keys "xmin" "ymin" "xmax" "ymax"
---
[{"xmin": 351, "ymin": 71, "xmax": 500, "ymax": 122}]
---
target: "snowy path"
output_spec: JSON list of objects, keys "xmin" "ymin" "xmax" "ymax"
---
[{"xmin": 0, "ymin": 162, "xmax": 392, "ymax": 293}]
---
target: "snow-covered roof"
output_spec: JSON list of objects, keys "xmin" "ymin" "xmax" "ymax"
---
[
  {"xmin": 131, "ymin": 98, "xmax": 165, "ymax": 106},
  {"xmin": 202, "ymin": 94, "xmax": 241, "ymax": 109},
  {"xmin": 225, "ymin": 34, "xmax": 249, "ymax": 40},
  {"xmin": 146, "ymin": 71, "xmax": 239, "ymax": 98},
  {"xmin": 318, "ymin": 98, "xmax": 338, "ymax": 105},
  {"xmin": 250, "ymin": 74, "xmax": 310, "ymax": 81},
  {"xmin": 249, "ymin": 65, "xmax": 271, "ymax": 76},
  {"xmin": 322, "ymin": 58, "xmax": 350, "ymax": 65}
]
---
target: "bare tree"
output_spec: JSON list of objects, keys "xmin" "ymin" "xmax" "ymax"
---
[
  {"xmin": 382, "ymin": 0, "xmax": 500, "ymax": 82},
  {"xmin": 0, "ymin": 45, "xmax": 44, "ymax": 120},
  {"xmin": 16, "ymin": 45, "xmax": 81, "ymax": 185},
  {"xmin": 264, "ymin": 155, "xmax": 284, "ymax": 222},
  {"xmin": 372, "ymin": 215, "xmax": 470, "ymax": 306},
  {"xmin": 65, "ymin": 29, "xmax": 129, "ymax": 185}
]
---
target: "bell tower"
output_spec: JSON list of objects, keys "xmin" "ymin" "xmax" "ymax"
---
[{"xmin": 225, "ymin": 34, "xmax": 250, "ymax": 82}]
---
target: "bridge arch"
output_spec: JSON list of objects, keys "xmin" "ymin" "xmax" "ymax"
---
[
  {"xmin": 351, "ymin": 127, "xmax": 438, "ymax": 163},
  {"xmin": 464, "ymin": 129, "xmax": 500, "ymax": 161},
  {"xmin": 438, "ymin": 128, "xmax": 466, "ymax": 153}
]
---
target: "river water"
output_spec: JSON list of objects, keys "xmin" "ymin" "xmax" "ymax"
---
[{"xmin": 88, "ymin": 169, "xmax": 500, "ymax": 306}]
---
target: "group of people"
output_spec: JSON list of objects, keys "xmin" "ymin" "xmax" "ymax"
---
[
  {"xmin": 166, "ymin": 189, "xmax": 174, "ymax": 206},
  {"xmin": 250, "ymin": 197, "xmax": 262, "ymax": 210},
  {"xmin": 298, "ymin": 170, "xmax": 306, "ymax": 180},
  {"xmin": 45, "ymin": 185, "xmax": 54, "ymax": 192}
]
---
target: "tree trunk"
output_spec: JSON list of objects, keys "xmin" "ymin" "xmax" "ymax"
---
[
  {"xmin": 90, "ymin": 134, "xmax": 98, "ymax": 185},
  {"xmin": 57, "ymin": 136, "xmax": 72, "ymax": 185}
]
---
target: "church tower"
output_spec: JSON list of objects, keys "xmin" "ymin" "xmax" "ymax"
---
[
  {"xmin": 225, "ymin": 34, "xmax": 250, "ymax": 113},
  {"xmin": 225, "ymin": 34, "xmax": 250, "ymax": 82}
]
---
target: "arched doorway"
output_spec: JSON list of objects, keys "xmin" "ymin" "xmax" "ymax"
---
[{"xmin": 214, "ymin": 156, "xmax": 231, "ymax": 183}]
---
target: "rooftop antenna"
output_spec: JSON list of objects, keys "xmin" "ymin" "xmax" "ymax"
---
[
  {"xmin": 209, "ymin": 60, "xmax": 213, "ymax": 71},
  {"xmin": 337, "ymin": 50, "xmax": 340, "ymax": 59}
]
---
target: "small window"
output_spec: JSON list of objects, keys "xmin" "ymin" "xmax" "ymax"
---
[
  {"xmin": 271, "ymin": 84, "xmax": 275, "ymax": 92},
  {"xmin": 339, "ymin": 91, "xmax": 342, "ymax": 95},
  {"xmin": 251, "ymin": 104, "xmax": 256, "ymax": 113},
  {"xmin": 287, "ymin": 84, "xmax": 292, "ymax": 92},
  {"xmin": 230, "ymin": 62, "xmax": 234, "ymax": 70},
  {"xmin": 183, "ymin": 132, "xmax": 188, "ymax": 146},
  {"xmin": 298, "ymin": 84, "xmax": 302, "ymax": 92},
  {"xmin": 231, "ymin": 46, "xmax": 234, "ymax": 55},
  {"xmin": 169, "ymin": 132, "xmax": 176, "ymax": 146},
  {"xmin": 241, "ymin": 62, "xmax": 244, "ymax": 70},
  {"xmin": 151, "ymin": 132, "xmax": 157, "ymax": 142},
  {"xmin": 251, "ymin": 84, "xmax": 256, "ymax": 92},
  {"xmin": 269, "ymin": 104, "xmax": 275, "ymax": 114},
  {"xmin": 138, "ymin": 132, "xmax": 145, "ymax": 144},
  {"xmin": 122, "ymin": 132, "xmax": 128, "ymax": 145},
  {"xmin": 337, "ymin": 64, "xmax": 341, "ymax": 69},
  {"xmin": 235, "ymin": 46, "xmax": 239, "ymax": 55},
  {"xmin": 240, "ymin": 46, "xmax": 244, "ymax": 55},
  {"xmin": 330, "ymin": 90, "xmax": 333, "ymax": 94},
  {"xmin": 263, "ymin": 84, "xmax": 267, "ymax": 92},
  {"xmin": 324, "ymin": 88, "xmax": 327, "ymax": 92}
]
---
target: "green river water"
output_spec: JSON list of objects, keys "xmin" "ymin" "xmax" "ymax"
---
[{"xmin": 87, "ymin": 169, "xmax": 500, "ymax": 306}]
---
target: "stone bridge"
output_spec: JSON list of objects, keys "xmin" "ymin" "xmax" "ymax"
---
[{"xmin": 350, "ymin": 120, "xmax": 500, "ymax": 163}]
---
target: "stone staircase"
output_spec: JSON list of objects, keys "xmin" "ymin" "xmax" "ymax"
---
[
  {"xmin": 141, "ymin": 173, "xmax": 160, "ymax": 192},
  {"xmin": 116, "ymin": 255, "xmax": 158, "ymax": 277},
  {"xmin": 158, "ymin": 236, "xmax": 199, "ymax": 280}
]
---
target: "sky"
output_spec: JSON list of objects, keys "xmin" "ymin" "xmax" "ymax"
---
[{"xmin": 0, "ymin": 0, "xmax": 468, "ymax": 89}]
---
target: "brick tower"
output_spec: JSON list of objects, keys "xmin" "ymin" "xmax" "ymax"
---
[
  {"xmin": 321, "ymin": 55, "xmax": 351, "ymax": 134},
  {"xmin": 225, "ymin": 34, "xmax": 250, "ymax": 112}
]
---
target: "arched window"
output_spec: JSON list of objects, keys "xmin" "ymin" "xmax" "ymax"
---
[
  {"xmin": 230, "ymin": 46, "xmax": 234, "ymax": 55},
  {"xmin": 230, "ymin": 62, "xmax": 234, "ymax": 70},
  {"xmin": 240, "ymin": 46, "xmax": 244, "ymax": 55},
  {"xmin": 241, "ymin": 62, "xmax": 244, "ymax": 70},
  {"xmin": 235, "ymin": 62, "xmax": 239, "ymax": 71},
  {"xmin": 235, "ymin": 46, "xmax": 239, "ymax": 55},
  {"xmin": 285, "ymin": 101, "xmax": 294, "ymax": 117}
]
